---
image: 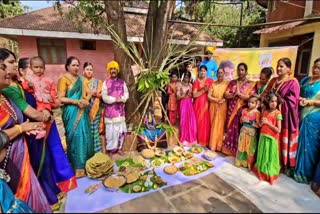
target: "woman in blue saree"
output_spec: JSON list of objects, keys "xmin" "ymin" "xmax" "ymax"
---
[
  {"xmin": 57, "ymin": 56, "xmax": 93, "ymax": 178},
  {"xmin": 294, "ymin": 58, "xmax": 320, "ymax": 183}
]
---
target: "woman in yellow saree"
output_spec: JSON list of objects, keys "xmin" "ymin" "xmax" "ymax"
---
[{"xmin": 208, "ymin": 68, "xmax": 229, "ymax": 151}]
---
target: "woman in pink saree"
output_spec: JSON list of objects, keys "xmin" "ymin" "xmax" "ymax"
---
[
  {"xmin": 192, "ymin": 65, "xmax": 213, "ymax": 147},
  {"xmin": 222, "ymin": 63, "xmax": 257, "ymax": 156}
]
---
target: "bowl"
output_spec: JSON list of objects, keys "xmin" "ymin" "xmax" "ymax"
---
[
  {"xmin": 203, "ymin": 150, "xmax": 218, "ymax": 161},
  {"xmin": 103, "ymin": 174, "xmax": 126, "ymax": 191}
]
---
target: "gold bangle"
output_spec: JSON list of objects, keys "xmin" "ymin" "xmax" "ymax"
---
[
  {"xmin": 309, "ymin": 100, "xmax": 314, "ymax": 106},
  {"xmin": 72, "ymin": 100, "xmax": 79, "ymax": 105},
  {"xmin": 15, "ymin": 125, "xmax": 24, "ymax": 134}
]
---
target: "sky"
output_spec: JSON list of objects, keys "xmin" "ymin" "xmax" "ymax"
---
[{"xmin": 21, "ymin": 1, "xmax": 56, "ymax": 12}]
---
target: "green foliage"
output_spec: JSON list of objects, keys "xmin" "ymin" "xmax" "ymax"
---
[
  {"xmin": 156, "ymin": 123, "xmax": 177, "ymax": 137},
  {"xmin": 56, "ymin": 1, "xmax": 106, "ymax": 33},
  {"xmin": 179, "ymin": 0, "xmax": 266, "ymax": 48},
  {"xmin": 137, "ymin": 70, "xmax": 170, "ymax": 93},
  {"xmin": 0, "ymin": 0, "xmax": 28, "ymax": 19}
]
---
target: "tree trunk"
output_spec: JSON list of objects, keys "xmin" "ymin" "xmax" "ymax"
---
[
  {"xmin": 104, "ymin": 0, "xmax": 140, "ymax": 123},
  {"xmin": 143, "ymin": 0, "xmax": 175, "ymax": 69}
]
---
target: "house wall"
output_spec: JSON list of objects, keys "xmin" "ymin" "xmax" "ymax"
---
[
  {"xmin": 267, "ymin": 0, "xmax": 305, "ymax": 22},
  {"xmin": 17, "ymin": 36, "xmax": 114, "ymax": 85}
]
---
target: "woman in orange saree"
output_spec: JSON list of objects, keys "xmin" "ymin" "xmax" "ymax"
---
[
  {"xmin": 208, "ymin": 68, "xmax": 229, "ymax": 151},
  {"xmin": 222, "ymin": 63, "xmax": 256, "ymax": 156},
  {"xmin": 193, "ymin": 65, "xmax": 214, "ymax": 147}
]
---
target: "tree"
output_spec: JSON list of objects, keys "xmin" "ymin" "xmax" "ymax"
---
[
  {"xmin": 177, "ymin": 0, "xmax": 266, "ymax": 48},
  {"xmin": 57, "ymin": 0, "xmax": 177, "ymax": 123},
  {"xmin": 0, "ymin": 0, "xmax": 28, "ymax": 19},
  {"xmin": 0, "ymin": 0, "xmax": 28, "ymax": 54}
]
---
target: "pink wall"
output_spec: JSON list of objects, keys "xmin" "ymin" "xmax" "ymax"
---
[{"xmin": 17, "ymin": 36, "xmax": 114, "ymax": 85}]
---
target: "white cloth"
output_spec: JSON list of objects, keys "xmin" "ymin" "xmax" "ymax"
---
[
  {"xmin": 105, "ymin": 121, "xmax": 127, "ymax": 151},
  {"xmin": 101, "ymin": 78, "xmax": 129, "ymax": 151}
]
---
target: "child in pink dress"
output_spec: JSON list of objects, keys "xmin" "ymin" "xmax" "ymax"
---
[{"xmin": 28, "ymin": 56, "xmax": 59, "ymax": 139}]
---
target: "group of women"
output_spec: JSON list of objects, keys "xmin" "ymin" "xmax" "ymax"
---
[
  {"xmin": 185, "ymin": 56, "xmax": 320, "ymax": 194},
  {"xmin": 1, "ymin": 44, "xmax": 320, "ymax": 213},
  {"xmin": 0, "ymin": 48, "xmax": 106, "ymax": 213}
]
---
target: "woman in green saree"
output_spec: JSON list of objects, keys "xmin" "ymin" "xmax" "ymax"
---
[{"xmin": 57, "ymin": 56, "xmax": 94, "ymax": 178}]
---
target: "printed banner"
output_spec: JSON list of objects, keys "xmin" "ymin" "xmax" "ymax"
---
[{"xmin": 212, "ymin": 46, "xmax": 298, "ymax": 81}]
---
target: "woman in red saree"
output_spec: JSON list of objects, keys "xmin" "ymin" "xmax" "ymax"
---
[
  {"xmin": 193, "ymin": 65, "xmax": 214, "ymax": 147},
  {"xmin": 222, "ymin": 63, "xmax": 256, "ymax": 156},
  {"xmin": 261, "ymin": 58, "xmax": 300, "ymax": 176}
]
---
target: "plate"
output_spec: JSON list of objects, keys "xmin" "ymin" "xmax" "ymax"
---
[
  {"xmin": 103, "ymin": 174, "xmax": 126, "ymax": 191},
  {"xmin": 141, "ymin": 149, "xmax": 155, "ymax": 159},
  {"xmin": 164, "ymin": 165, "xmax": 178, "ymax": 175},
  {"xmin": 126, "ymin": 171, "xmax": 140, "ymax": 184},
  {"xmin": 203, "ymin": 150, "xmax": 218, "ymax": 161},
  {"xmin": 168, "ymin": 156, "xmax": 181, "ymax": 164},
  {"xmin": 151, "ymin": 158, "xmax": 165, "ymax": 167},
  {"xmin": 155, "ymin": 149, "xmax": 166, "ymax": 157},
  {"xmin": 189, "ymin": 146, "xmax": 203, "ymax": 154},
  {"xmin": 173, "ymin": 146, "xmax": 184, "ymax": 155}
]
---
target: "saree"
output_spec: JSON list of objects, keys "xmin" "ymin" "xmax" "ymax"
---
[
  {"xmin": 0, "ymin": 94, "xmax": 51, "ymax": 212},
  {"xmin": 222, "ymin": 80, "xmax": 256, "ymax": 156},
  {"xmin": 58, "ymin": 75, "xmax": 93, "ymax": 175},
  {"xmin": 85, "ymin": 78, "xmax": 104, "ymax": 153},
  {"xmin": 137, "ymin": 112, "xmax": 167, "ymax": 152},
  {"xmin": 193, "ymin": 78, "xmax": 214, "ymax": 147},
  {"xmin": 262, "ymin": 77, "xmax": 300, "ymax": 169},
  {"xmin": 2, "ymin": 83, "xmax": 77, "ymax": 207},
  {"xmin": 178, "ymin": 83, "xmax": 197, "ymax": 146},
  {"xmin": 0, "ymin": 179, "xmax": 33, "ymax": 213},
  {"xmin": 208, "ymin": 80, "xmax": 229, "ymax": 151},
  {"xmin": 294, "ymin": 77, "xmax": 320, "ymax": 183}
]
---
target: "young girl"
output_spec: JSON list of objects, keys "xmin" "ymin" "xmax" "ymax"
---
[
  {"xmin": 167, "ymin": 71, "xmax": 178, "ymax": 125},
  {"xmin": 28, "ymin": 56, "xmax": 60, "ymax": 139},
  {"xmin": 235, "ymin": 94, "xmax": 261, "ymax": 170},
  {"xmin": 253, "ymin": 91, "xmax": 283, "ymax": 185},
  {"xmin": 177, "ymin": 71, "xmax": 197, "ymax": 146}
]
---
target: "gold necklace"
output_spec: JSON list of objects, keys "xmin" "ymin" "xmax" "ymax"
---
[{"xmin": 0, "ymin": 95, "xmax": 18, "ymax": 122}]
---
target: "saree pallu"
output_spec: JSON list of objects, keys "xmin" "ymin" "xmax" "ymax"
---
[
  {"xmin": 209, "ymin": 80, "xmax": 229, "ymax": 151},
  {"xmin": 61, "ymin": 77, "xmax": 94, "ymax": 172},
  {"xmin": 86, "ymin": 78, "xmax": 103, "ymax": 153},
  {"xmin": 0, "ymin": 179, "xmax": 33, "ymax": 213},
  {"xmin": 0, "ymin": 96, "xmax": 51, "ymax": 212},
  {"xmin": 193, "ymin": 78, "xmax": 213, "ymax": 147},
  {"xmin": 222, "ymin": 80, "xmax": 256, "ymax": 156},
  {"xmin": 179, "ymin": 97, "xmax": 197, "ymax": 145},
  {"xmin": 294, "ymin": 77, "xmax": 320, "ymax": 183},
  {"xmin": 262, "ymin": 77, "xmax": 300, "ymax": 169},
  {"xmin": 5, "ymin": 84, "xmax": 77, "ymax": 206}
]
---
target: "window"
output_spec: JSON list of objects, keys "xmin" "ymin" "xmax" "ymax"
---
[
  {"xmin": 80, "ymin": 40, "xmax": 96, "ymax": 50},
  {"xmin": 298, "ymin": 49, "xmax": 311, "ymax": 75},
  {"xmin": 37, "ymin": 39, "xmax": 66, "ymax": 64}
]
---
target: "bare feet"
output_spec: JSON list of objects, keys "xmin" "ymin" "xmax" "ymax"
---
[{"xmin": 117, "ymin": 150, "xmax": 125, "ymax": 156}]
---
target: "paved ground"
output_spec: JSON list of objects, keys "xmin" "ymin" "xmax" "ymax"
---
[{"xmin": 53, "ymin": 110, "xmax": 320, "ymax": 213}]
